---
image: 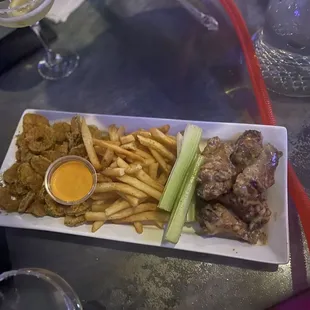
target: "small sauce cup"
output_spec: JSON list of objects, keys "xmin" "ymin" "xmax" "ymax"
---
[{"xmin": 44, "ymin": 155, "xmax": 97, "ymax": 206}]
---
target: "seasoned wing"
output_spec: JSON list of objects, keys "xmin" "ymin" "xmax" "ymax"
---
[
  {"xmin": 233, "ymin": 143, "xmax": 283, "ymax": 198},
  {"xmin": 218, "ymin": 192, "xmax": 271, "ymax": 230},
  {"xmin": 197, "ymin": 203, "xmax": 264, "ymax": 244},
  {"xmin": 231, "ymin": 130, "xmax": 263, "ymax": 171},
  {"xmin": 197, "ymin": 137, "xmax": 236, "ymax": 200}
]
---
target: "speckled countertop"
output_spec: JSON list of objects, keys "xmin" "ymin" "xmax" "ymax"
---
[{"xmin": 0, "ymin": 1, "xmax": 310, "ymax": 309}]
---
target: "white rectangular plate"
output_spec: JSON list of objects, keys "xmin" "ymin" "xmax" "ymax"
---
[{"xmin": 0, "ymin": 109, "xmax": 289, "ymax": 264}]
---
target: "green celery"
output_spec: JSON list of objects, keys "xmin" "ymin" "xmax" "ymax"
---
[
  {"xmin": 186, "ymin": 195, "xmax": 196, "ymax": 223},
  {"xmin": 164, "ymin": 155, "xmax": 204, "ymax": 243},
  {"xmin": 158, "ymin": 125, "xmax": 202, "ymax": 212}
]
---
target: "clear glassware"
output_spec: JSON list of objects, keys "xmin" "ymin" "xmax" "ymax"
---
[
  {"xmin": 0, "ymin": 0, "xmax": 79, "ymax": 80},
  {"xmin": 254, "ymin": 0, "xmax": 310, "ymax": 97},
  {"xmin": 0, "ymin": 268, "xmax": 83, "ymax": 310}
]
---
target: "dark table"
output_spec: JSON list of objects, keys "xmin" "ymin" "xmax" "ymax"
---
[{"xmin": 0, "ymin": 1, "xmax": 310, "ymax": 309}]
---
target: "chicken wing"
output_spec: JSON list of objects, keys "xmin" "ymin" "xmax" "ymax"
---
[
  {"xmin": 197, "ymin": 203, "xmax": 264, "ymax": 244},
  {"xmin": 197, "ymin": 137, "xmax": 236, "ymax": 200},
  {"xmin": 233, "ymin": 143, "xmax": 283, "ymax": 198},
  {"xmin": 231, "ymin": 130, "xmax": 263, "ymax": 171},
  {"xmin": 218, "ymin": 192, "xmax": 271, "ymax": 230}
]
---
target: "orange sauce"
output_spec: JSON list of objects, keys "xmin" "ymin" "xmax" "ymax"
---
[{"xmin": 50, "ymin": 161, "xmax": 93, "ymax": 202}]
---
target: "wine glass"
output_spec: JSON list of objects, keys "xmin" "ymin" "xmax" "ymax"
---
[
  {"xmin": 0, "ymin": 268, "xmax": 83, "ymax": 309},
  {"xmin": 0, "ymin": 0, "xmax": 79, "ymax": 80}
]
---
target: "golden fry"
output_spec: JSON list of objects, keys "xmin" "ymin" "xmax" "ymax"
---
[
  {"xmin": 109, "ymin": 161, "xmax": 118, "ymax": 168},
  {"xmin": 93, "ymin": 139, "xmax": 144, "ymax": 162},
  {"xmin": 137, "ymin": 135, "xmax": 176, "ymax": 162},
  {"xmin": 105, "ymin": 199, "xmax": 130, "ymax": 217},
  {"xmin": 134, "ymin": 148, "xmax": 154, "ymax": 160},
  {"xmin": 102, "ymin": 168, "xmax": 125, "ymax": 177},
  {"xmin": 120, "ymin": 135, "xmax": 135, "ymax": 144},
  {"xmin": 80, "ymin": 117, "xmax": 101, "ymax": 170},
  {"xmin": 113, "ymin": 211, "xmax": 169, "ymax": 223},
  {"xmin": 102, "ymin": 149, "xmax": 114, "ymax": 168},
  {"xmin": 121, "ymin": 142, "xmax": 137, "ymax": 151},
  {"xmin": 157, "ymin": 124, "xmax": 170, "ymax": 134},
  {"xmin": 125, "ymin": 164, "xmax": 142, "ymax": 174},
  {"xmin": 91, "ymin": 203, "xmax": 110, "ymax": 212},
  {"xmin": 157, "ymin": 172, "xmax": 168, "ymax": 185},
  {"xmin": 116, "ymin": 191, "xmax": 141, "ymax": 207},
  {"xmin": 149, "ymin": 148, "xmax": 170, "ymax": 174},
  {"xmin": 108, "ymin": 207, "xmax": 134, "ymax": 220},
  {"xmin": 150, "ymin": 128, "xmax": 177, "ymax": 149},
  {"xmin": 131, "ymin": 130, "xmax": 152, "ymax": 138},
  {"xmin": 134, "ymin": 203, "xmax": 158, "ymax": 214},
  {"xmin": 136, "ymin": 170, "xmax": 164, "ymax": 192},
  {"xmin": 91, "ymin": 192, "xmax": 119, "ymax": 201},
  {"xmin": 117, "ymin": 175, "xmax": 162, "ymax": 200},
  {"xmin": 117, "ymin": 126, "xmax": 125, "ymax": 139},
  {"xmin": 134, "ymin": 158, "xmax": 155, "ymax": 167},
  {"xmin": 92, "ymin": 221, "xmax": 105, "ymax": 232},
  {"xmin": 148, "ymin": 162, "xmax": 159, "ymax": 180},
  {"xmin": 133, "ymin": 222, "xmax": 143, "ymax": 234},
  {"xmin": 116, "ymin": 157, "xmax": 129, "ymax": 169},
  {"xmin": 95, "ymin": 182, "xmax": 147, "ymax": 199},
  {"xmin": 96, "ymin": 174, "xmax": 112, "ymax": 183},
  {"xmin": 108, "ymin": 124, "xmax": 119, "ymax": 141},
  {"xmin": 85, "ymin": 211, "xmax": 107, "ymax": 221}
]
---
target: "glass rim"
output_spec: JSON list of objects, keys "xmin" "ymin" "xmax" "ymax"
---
[
  {"xmin": 44, "ymin": 155, "xmax": 97, "ymax": 206},
  {"xmin": 0, "ymin": 0, "xmax": 48, "ymax": 14},
  {"xmin": 0, "ymin": 268, "xmax": 82, "ymax": 310}
]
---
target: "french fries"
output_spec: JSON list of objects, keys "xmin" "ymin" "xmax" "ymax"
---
[
  {"xmin": 157, "ymin": 124, "xmax": 170, "ymax": 134},
  {"xmin": 116, "ymin": 191, "xmax": 141, "ymax": 207},
  {"xmin": 105, "ymin": 199, "xmax": 131, "ymax": 217},
  {"xmin": 101, "ymin": 168, "xmax": 125, "ymax": 177},
  {"xmin": 95, "ymin": 182, "xmax": 147, "ymax": 199},
  {"xmin": 116, "ymin": 175, "xmax": 162, "ymax": 200},
  {"xmin": 113, "ymin": 211, "xmax": 170, "ymax": 223},
  {"xmin": 149, "ymin": 162, "xmax": 159, "ymax": 180},
  {"xmin": 93, "ymin": 139, "xmax": 144, "ymax": 162},
  {"xmin": 134, "ymin": 203, "xmax": 158, "ymax": 214},
  {"xmin": 91, "ymin": 203, "xmax": 110, "ymax": 212},
  {"xmin": 120, "ymin": 135, "xmax": 135, "ymax": 144},
  {"xmin": 85, "ymin": 211, "xmax": 107, "ymax": 221},
  {"xmin": 77, "ymin": 118, "xmax": 177, "ymax": 234},
  {"xmin": 108, "ymin": 208, "xmax": 134, "ymax": 220},
  {"xmin": 150, "ymin": 128, "xmax": 177, "ymax": 149},
  {"xmin": 92, "ymin": 221, "xmax": 105, "ymax": 232},
  {"xmin": 133, "ymin": 222, "xmax": 143, "ymax": 234},
  {"xmin": 149, "ymin": 148, "xmax": 170, "ymax": 174},
  {"xmin": 137, "ymin": 135, "xmax": 176, "ymax": 162},
  {"xmin": 80, "ymin": 117, "xmax": 101, "ymax": 170},
  {"xmin": 136, "ymin": 170, "xmax": 164, "ymax": 192}
]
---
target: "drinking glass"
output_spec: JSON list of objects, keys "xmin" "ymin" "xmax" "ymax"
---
[
  {"xmin": 0, "ymin": 268, "xmax": 83, "ymax": 309},
  {"xmin": 0, "ymin": 0, "xmax": 79, "ymax": 80},
  {"xmin": 254, "ymin": 0, "xmax": 310, "ymax": 97}
]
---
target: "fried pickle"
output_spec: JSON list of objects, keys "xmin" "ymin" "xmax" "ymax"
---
[{"xmin": 53, "ymin": 122, "xmax": 71, "ymax": 143}]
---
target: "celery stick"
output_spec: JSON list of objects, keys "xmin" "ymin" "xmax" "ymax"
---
[
  {"xmin": 158, "ymin": 125, "xmax": 202, "ymax": 212},
  {"xmin": 186, "ymin": 195, "xmax": 196, "ymax": 223},
  {"xmin": 165, "ymin": 155, "xmax": 204, "ymax": 243}
]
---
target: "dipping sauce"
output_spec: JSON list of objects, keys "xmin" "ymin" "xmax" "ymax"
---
[{"xmin": 50, "ymin": 160, "xmax": 93, "ymax": 202}]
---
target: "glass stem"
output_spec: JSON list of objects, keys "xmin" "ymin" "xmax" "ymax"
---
[{"xmin": 30, "ymin": 21, "xmax": 57, "ymax": 66}]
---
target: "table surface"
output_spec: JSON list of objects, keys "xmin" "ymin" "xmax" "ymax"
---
[{"xmin": 1, "ymin": 1, "xmax": 310, "ymax": 309}]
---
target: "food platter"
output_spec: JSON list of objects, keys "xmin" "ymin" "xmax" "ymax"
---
[{"xmin": 0, "ymin": 109, "xmax": 289, "ymax": 264}]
